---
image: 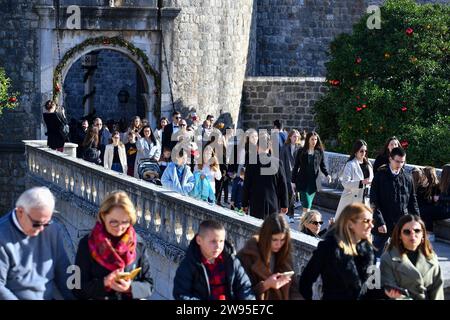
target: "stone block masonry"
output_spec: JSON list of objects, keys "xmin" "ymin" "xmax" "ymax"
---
[
  {"xmin": 241, "ymin": 77, "xmax": 326, "ymax": 131},
  {"xmin": 0, "ymin": 1, "xmax": 41, "ymax": 212},
  {"xmin": 166, "ymin": 0, "xmax": 254, "ymax": 125}
]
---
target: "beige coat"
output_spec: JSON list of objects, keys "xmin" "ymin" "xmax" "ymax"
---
[
  {"xmin": 380, "ymin": 247, "xmax": 444, "ymax": 300},
  {"xmin": 103, "ymin": 143, "xmax": 127, "ymax": 174},
  {"xmin": 335, "ymin": 158, "xmax": 373, "ymax": 219}
]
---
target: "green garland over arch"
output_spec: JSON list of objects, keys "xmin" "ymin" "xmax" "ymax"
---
[{"xmin": 52, "ymin": 36, "xmax": 161, "ymax": 118}]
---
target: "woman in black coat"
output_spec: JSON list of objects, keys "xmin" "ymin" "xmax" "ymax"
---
[
  {"xmin": 373, "ymin": 136, "xmax": 400, "ymax": 172},
  {"xmin": 73, "ymin": 191, "xmax": 153, "ymax": 300},
  {"xmin": 242, "ymin": 133, "xmax": 288, "ymax": 219},
  {"xmin": 299, "ymin": 203, "xmax": 375, "ymax": 300},
  {"xmin": 291, "ymin": 132, "xmax": 331, "ymax": 214},
  {"xmin": 42, "ymin": 100, "xmax": 68, "ymax": 151}
]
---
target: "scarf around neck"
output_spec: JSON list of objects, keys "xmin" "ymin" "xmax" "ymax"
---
[{"xmin": 88, "ymin": 221, "xmax": 137, "ymax": 271}]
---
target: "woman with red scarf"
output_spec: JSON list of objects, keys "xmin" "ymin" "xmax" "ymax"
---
[{"xmin": 73, "ymin": 191, "xmax": 153, "ymax": 300}]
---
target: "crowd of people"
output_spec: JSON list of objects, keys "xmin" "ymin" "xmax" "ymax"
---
[{"xmin": 10, "ymin": 102, "xmax": 447, "ymax": 300}]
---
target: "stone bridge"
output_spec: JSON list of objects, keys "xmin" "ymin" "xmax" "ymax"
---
[
  {"xmin": 23, "ymin": 140, "xmax": 450, "ymax": 299},
  {"xmin": 23, "ymin": 140, "xmax": 319, "ymax": 300}
]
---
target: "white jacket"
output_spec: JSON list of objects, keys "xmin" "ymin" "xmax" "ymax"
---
[
  {"xmin": 335, "ymin": 158, "xmax": 373, "ymax": 219},
  {"xmin": 103, "ymin": 143, "xmax": 128, "ymax": 174}
]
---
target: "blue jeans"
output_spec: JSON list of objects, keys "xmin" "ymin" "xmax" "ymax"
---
[{"xmin": 111, "ymin": 162, "xmax": 123, "ymax": 173}]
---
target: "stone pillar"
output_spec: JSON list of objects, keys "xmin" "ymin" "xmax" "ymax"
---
[{"xmin": 63, "ymin": 142, "xmax": 78, "ymax": 158}]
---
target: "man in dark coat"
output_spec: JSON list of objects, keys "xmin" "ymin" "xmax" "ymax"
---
[
  {"xmin": 242, "ymin": 133, "xmax": 289, "ymax": 219},
  {"xmin": 370, "ymin": 147, "xmax": 420, "ymax": 256},
  {"xmin": 173, "ymin": 220, "xmax": 255, "ymax": 300},
  {"xmin": 162, "ymin": 111, "xmax": 182, "ymax": 152}
]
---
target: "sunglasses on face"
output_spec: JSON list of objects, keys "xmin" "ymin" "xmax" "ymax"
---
[
  {"xmin": 310, "ymin": 221, "xmax": 323, "ymax": 226},
  {"xmin": 402, "ymin": 228, "xmax": 422, "ymax": 236},
  {"xmin": 27, "ymin": 214, "xmax": 53, "ymax": 229},
  {"xmin": 359, "ymin": 218, "xmax": 373, "ymax": 224}
]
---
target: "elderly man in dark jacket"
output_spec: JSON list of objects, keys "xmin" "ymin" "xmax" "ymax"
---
[
  {"xmin": 370, "ymin": 147, "xmax": 420, "ymax": 256},
  {"xmin": 242, "ymin": 133, "xmax": 289, "ymax": 219},
  {"xmin": 173, "ymin": 220, "xmax": 254, "ymax": 300}
]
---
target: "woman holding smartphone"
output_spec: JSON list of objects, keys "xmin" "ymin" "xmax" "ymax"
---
[
  {"xmin": 237, "ymin": 213, "xmax": 302, "ymax": 300},
  {"xmin": 380, "ymin": 214, "xmax": 444, "ymax": 300},
  {"xmin": 73, "ymin": 191, "xmax": 153, "ymax": 300}
]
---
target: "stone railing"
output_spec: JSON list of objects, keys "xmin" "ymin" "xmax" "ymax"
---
[{"xmin": 24, "ymin": 140, "xmax": 319, "ymax": 299}]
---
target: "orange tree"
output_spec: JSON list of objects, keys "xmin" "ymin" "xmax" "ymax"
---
[
  {"xmin": 0, "ymin": 66, "xmax": 18, "ymax": 115},
  {"xmin": 314, "ymin": 0, "xmax": 449, "ymax": 167}
]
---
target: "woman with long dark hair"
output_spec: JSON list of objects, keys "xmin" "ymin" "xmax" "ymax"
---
[
  {"xmin": 335, "ymin": 139, "xmax": 373, "ymax": 219},
  {"xmin": 291, "ymin": 131, "xmax": 331, "ymax": 213},
  {"xmin": 237, "ymin": 213, "xmax": 301, "ymax": 300},
  {"xmin": 373, "ymin": 136, "xmax": 400, "ymax": 172},
  {"xmin": 381, "ymin": 214, "xmax": 444, "ymax": 300},
  {"xmin": 134, "ymin": 125, "xmax": 161, "ymax": 178},
  {"xmin": 81, "ymin": 126, "xmax": 101, "ymax": 164},
  {"xmin": 42, "ymin": 100, "xmax": 69, "ymax": 151}
]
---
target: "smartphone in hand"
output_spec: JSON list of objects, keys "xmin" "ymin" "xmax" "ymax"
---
[{"xmin": 279, "ymin": 271, "xmax": 295, "ymax": 277}]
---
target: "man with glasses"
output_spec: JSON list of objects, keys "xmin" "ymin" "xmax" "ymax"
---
[
  {"xmin": 370, "ymin": 147, "xmax": 420, "ymax": 257},
  {"xmin": 94, "ymin": 117, "xmax": 111, "ymax": 165},
  {"xmin": 0, "ymin": 187, "xmax": 74, "ymax": 299},
  {"xmin": 162, "ymin": 111, "xmax": 182, "ymax": 152}
]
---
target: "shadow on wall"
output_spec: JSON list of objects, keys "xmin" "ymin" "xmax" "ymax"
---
[{"xmin": 216, "ymin": 113, "xmax": 234, "ymax": 129}]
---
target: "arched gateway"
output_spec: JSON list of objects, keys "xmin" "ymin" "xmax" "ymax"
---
[{"xmin": 34, "ymin": 2, "xmax": 180, "ymax": 136}]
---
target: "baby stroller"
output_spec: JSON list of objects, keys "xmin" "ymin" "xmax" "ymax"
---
[{"xmin": 137, "ymin": 158, "xmax": 162, "ymax": 186}]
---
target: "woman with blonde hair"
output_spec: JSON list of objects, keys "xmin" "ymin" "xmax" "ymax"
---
[
  {"xmin": 104, "ymin": 130, "xmax": 127, "ymax": 174},
  {"xmin": 238, "ymin": 213, "xmax": 302, "ymax": 300},
  {"xmin": 299, "ymin": 203, "xmax": 375, "ymax": 300},
  {"xmin": 299, "ymin": 210, "xmax": 328, "ymax": 239},
  {"xmin": 73, "ymin": 191, "xmax": 153, "ymax": 300},
  {"xmin": 381, "ymin": 214, "xmax": 444, "ymax": 300},
  {"xmin": 195, "ymin": 142, "xmax": 222, "ymax": 194}
]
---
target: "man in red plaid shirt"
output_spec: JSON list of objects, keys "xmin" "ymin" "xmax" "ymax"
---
[{"xmin": 173, "ymin": 220, "xmax": 255, "ymax": 300}]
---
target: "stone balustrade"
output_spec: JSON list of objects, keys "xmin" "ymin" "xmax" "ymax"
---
[{"xmin": 24, "ymin": 140, "xmax": 319, "ymax": 299}]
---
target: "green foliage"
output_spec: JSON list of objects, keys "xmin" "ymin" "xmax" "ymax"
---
[
  {"xmin": 314, "ymin": 0, "xmax": 450, "ymax": 167},
  {"xmin": 0, "ymin": 67, "xmax": 18, "ymax": 115}
]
